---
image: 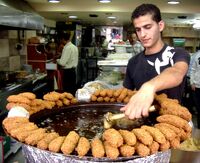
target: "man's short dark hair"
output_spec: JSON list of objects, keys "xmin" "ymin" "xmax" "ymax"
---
[
  {"xmin": 131, "ymin": 4, "xmax": 162, "ymax": 23},
  {"xmin": 62, "ymin": 32, "xmax": 71, "ymax": 41}
]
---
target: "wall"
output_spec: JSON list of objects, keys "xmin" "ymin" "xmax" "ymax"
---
[{"xmin": 0, "ymin": 30, "xmax": 36, "ymax": 71}]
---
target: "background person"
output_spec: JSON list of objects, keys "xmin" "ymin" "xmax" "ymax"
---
[
  {"xmin": 57, "ymin": 33, "xmax": 79, "ymax": 95},
  {"xmin": 101, "ymin": 35, "xmax": 109, "ymax": 57},
  {"xmin": 182, "ymin": 49, "xmax": 199, "ymax": 114},
  {"xmin": 190, "ymin": 47, "xmax": 200, "ymax": 128},
  {"xmin": 121, "ymin": 4, "xmax": 190, "ymax": 119},
  {"xmin": 131, "ymin": 32, "xmax": 144, "ymax": 56}
]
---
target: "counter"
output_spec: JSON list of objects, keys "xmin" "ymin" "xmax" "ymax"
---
[
  {"xmin": 97, "ymin": 60, "xmax": 128, "ymax": 67},
  {"xmin": 0, "ymin": 79, "xmax": 32, "ymax": 114},
  {"xmin": 0, "ymin": 73, "xmax": 48, "ymax": 117},
  {"xmin": 0, "ymin": 73, "xmax": 48, "ymax": 160},
  {"xmin": 96, "ymin": 53, "xmax": 131, "ymax": 87},
  {"xmin": 97, "ymin": 52, "xmax": 132, "ymax": 67},
  {"xmin": 0, "ymin": 78, "xmax": 32, "ymax": 160},
  {"xmin": 170, "ymin": 149, "xmax": 200, "ymax": 163}
]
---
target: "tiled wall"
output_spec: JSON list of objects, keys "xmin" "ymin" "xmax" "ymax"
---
[{"xmin": 0, "ymin": 30, "xmax": 36, "ymax": 71}]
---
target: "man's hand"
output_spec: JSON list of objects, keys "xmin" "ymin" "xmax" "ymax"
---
[{"xmin": 120, "ymin": 83, "xmax": 155, "ymax": 119}]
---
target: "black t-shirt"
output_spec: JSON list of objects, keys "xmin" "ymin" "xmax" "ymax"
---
[{"xmin": 123, "ymin": 44, "xmax": 190, "ymax": 102}]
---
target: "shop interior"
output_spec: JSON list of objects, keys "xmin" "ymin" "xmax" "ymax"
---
[{"xmin": 0, "ymin": 0, "xmax": 200, "ymax": 162}]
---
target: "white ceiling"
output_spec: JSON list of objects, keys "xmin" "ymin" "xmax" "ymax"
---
[{"xmin": 25, "ymin": 0, "xmax": 200, "ymax": 26}]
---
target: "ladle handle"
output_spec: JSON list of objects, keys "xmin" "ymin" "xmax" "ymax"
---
[
  {"xmin": 110, "ymin": 105, "xmax": 156, "ymax": 121},
  {"xmin": 110, "ymin": 113, "xmax": 125, "ymax": 120}
]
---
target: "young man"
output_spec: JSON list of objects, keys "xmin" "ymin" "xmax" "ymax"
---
[
  {"xmin": 121, "ymin": 4, "xmax": 190, "ymax": 119},
  {"xmin": 57, "ymin": 33, "xmax": 79, "ymax": 95}
]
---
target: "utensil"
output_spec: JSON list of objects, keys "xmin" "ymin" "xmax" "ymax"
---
[{"xmin": 104, "ymin": 105, "xmax": 156, "ymax": 129}]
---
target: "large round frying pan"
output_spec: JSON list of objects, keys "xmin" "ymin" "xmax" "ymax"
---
[
  {"xmin": 27, "ymin": 102, "xmax": 164, "ymax": 162},
  {"xmin": 29, "ymin": 102, "xmax": 159, "ymax": 139},
  {"xmin": 30, "ymin": 102, "xmax": 125, "ymax": 139}
]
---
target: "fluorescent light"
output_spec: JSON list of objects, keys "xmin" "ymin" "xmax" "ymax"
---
[
  {"xmin": 98, "ymin": 0, "xmax": 111, "ymax": 3},
  {"xmin": 167, "ymin": 1, "xmax": 180, "ymax": 5},
  {"xmin": 48, "ymin": 0, "xmax": 60, "ymax": 3},
  {"xmin": 69, "ymin": 15, "xmax": 78, "ymax": 19},
  {"xmin": 107, "ymin": 16, "xmax": 116, "ymax": 19}
]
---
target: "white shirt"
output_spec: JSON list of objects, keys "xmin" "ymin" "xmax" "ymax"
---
[
  {"xmin": 57, "ymin": 42, "xmax": 79, "ymax": 69},
  {"xmin": 190, "ymin": 50, "xmax": 200, "ymax": 88},
  {"xmin": 108, "ymin": 42, "xmax": 114, "ymax": 50},
  {"xmin": 187, "ymin": 52, "xmax": 197, "ymax": 77}
]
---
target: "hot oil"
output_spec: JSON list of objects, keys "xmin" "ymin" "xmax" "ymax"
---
[
  {"xmin": 30, "ymin": 103, "xmax": 159, "ymax": 140},
  {"xmin": 37, "ymin": 109, "xmax": 105, "ymax": 140},
  {"xmin": 30, "ymin": 103, "xmax": 121, "ymax": 140}
]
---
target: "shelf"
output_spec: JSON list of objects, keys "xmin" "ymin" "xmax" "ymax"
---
[
  {"xmin": 98, "ymin": 60, "xmax": 128, "ymax": 67},
  {"xmin": 163, "ymin": 36, "xmax": 199, "ymax": 39},
  {"xmin": 163, "ymin": 26, "xmax": 200, "ymax": 38}
]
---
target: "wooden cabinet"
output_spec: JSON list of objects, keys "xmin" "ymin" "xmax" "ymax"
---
[
  {"xmin": 27, "ymin": 44, "xmax": 59, "ymax": 91},
  {"xmin": 162, "ymin": 25, "xmax": 200, "ymax": 52},
  {"xmin": 27, "ymin": 44, "xmax": 47, "ymax": 72}
]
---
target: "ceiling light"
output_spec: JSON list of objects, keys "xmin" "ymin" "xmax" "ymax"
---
[
  {"xmin": 193, "ymin": 20, "xmax": 200, "ymax": 30},
  {"xmin": 69, "ymin": 15, "xmax": 78, "ymax": 19},
  {"xmin": 98, "ymin": 0, "xmax": 111, "ymax": 3},
  {"xmin": 167, "ymin": 1, "xmax": 180, "ymax": 5},
  {"xmin": 107, "ymin": 16, "xmax": 116, "ymax": 19},
  {"xmin": 193, "ymin": 23, "xmax": 200, "ymax": 30},
  {"xmin": 48, "ymin": 0, "xmax": 60, "ymax": 3}
]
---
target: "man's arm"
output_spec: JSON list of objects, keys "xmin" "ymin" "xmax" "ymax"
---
[
  {"xmin": 148, "ymin": 61, "xmax": 188, "ymax": 92},
  {"xmin": 121, "ymin": 61, "xmax": 188, "ymax": 119}
]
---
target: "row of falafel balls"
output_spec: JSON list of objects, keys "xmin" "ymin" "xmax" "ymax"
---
[
  {"xmin": 3, "ymin": 88, "xmax": 192, "ymax": 159},
  {"xmin": 6, "ymin": 91, "xmax": 78, "ymax": 115}
]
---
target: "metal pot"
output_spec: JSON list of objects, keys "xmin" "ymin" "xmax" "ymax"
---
[
  {"xmin": 22, "ymin": 143, "xmax": 171, "ymax": 163},
  {"xmin": 27, "ymin": 102, "xmax": 166, "ymax": 162}
]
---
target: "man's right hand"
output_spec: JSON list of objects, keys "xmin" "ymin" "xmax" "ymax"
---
[{"xmin": 120, "ymin": 83, "xmax": 155, "ymax": 119}]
